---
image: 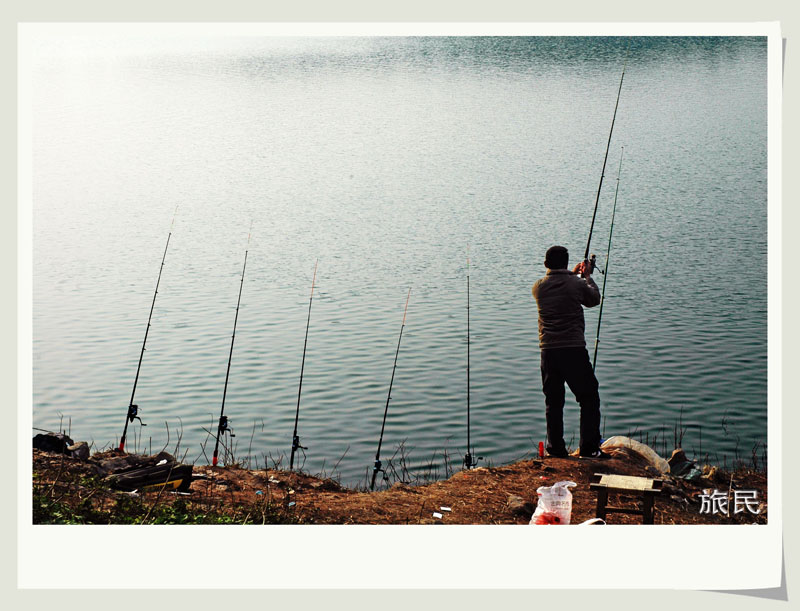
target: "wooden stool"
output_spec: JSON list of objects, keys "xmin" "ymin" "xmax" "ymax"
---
[{"xmin": 590, "ymin": 473, "xmax": 663, "ymax": 524}]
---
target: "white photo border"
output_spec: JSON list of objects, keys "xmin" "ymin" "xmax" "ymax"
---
[{"xmin": 17, "ymin": 21, "xmax": 781, "ymax": 590}]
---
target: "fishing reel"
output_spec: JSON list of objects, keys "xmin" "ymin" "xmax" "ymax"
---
[
  {"xmin": 126, "ymin": 404, "xmax": 146, "ymax": 427},
  {"xmin": 217, "ymin": 415, "xmax": 235, "ymax": 439},
  {"xmin": 463, "ymin": 451, "xmax": 483, "ymax": 470},
  {"xmin": 578, "ymin": 254, "xmax": 603, "ymax": 277},
  {"xmin": 370, "ymin": 459, "xmax": 389, "ymax": 489},
  {"xmin": 589, "ymin": 254, "xmax": 606, "ymax": 275},
  {"xmin": 290, "ymin": 434, "xmax": 308, "ymax": 470},
  {"xmin": 291, "ymin": 434, "xmax": 307, "ymax": 454}
]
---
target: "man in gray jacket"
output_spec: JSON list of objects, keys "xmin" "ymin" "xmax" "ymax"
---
[{"xmin": 532, "ymin": 245, "xmax": 605, "ymax": 458}]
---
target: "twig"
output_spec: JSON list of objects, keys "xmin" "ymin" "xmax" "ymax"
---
[
  {"xmin": 246, "ymin": 420, "xmax": 257, "ymax": 470},
  {"xmin": 160, "ymin": 421, "xmax": 171, "ymax": 455},
  {"xmin": 140, "ymin": 461, "xmax": 177, "ymax": 524},
  {"xmin": 196, "ymin": 419, "xmax": 215, "ymax": 464},
  {"xmin": 48, "ymin": 454, "xmax": 66, "ymax": 499},
  {"xmin": 331, "ymin": 446, "xmax": 350, "ymax": 477},
  {"xmin": 173, "ymin": 417, "xmax": 184, "ymax": 459},
  {"xmin": 726, "ymin": 473, "xmax": 734, "ymax": 524}
]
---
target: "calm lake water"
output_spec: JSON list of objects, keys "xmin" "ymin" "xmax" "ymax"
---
[{"xmin": 30, "ymin": 36, "xmax": 767, "ymax": 487}]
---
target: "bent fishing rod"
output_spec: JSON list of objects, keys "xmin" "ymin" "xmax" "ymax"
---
[
  {"xmin": 582, "ymin": 42, "xmax": 630, "ymax": 273},
  {"xmin": 289, "ymin": 259, "xmax": 318, "ymax": 471},
  {"xmin": 592, "ymin": 147, "xmax": 624, "ymax": 371},
  {"xmin": 464, "ymin": 250, "xmax": 481, "ymax": 470},
  {"xmin": 212, "ymin": 224, "xmax": 253, "ymax": 467},
  {"xmin": 119, "ymin": 206, "xmax": 178, "ymax": 452},
  {"xmin": 370, "ymin": 288, "xmax": 411, "ymax": 491}
]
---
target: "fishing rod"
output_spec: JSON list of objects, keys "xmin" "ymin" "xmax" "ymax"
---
[
  {"xmin": 289, "ymin": 259, "xmax": 318, "ymax": 471},
  {"xmin": 212, "ymin": 224, "xmax": 253, "ymax": 467},
  {"xmin": 119, "ymin": 206, "xmax": 178, "ymax": 452},
  {"xmin": 370, "ymin": 288, "xmax": 411, "ymax": 491},
  {"xmin": 592, "ymin": 147, "xmax": 624, "ymax": 371},
  {"xmin": 464, "ymin": 249, "xmax": 481, "ymax": 470},
  {"xmin": 583, "ymin": 41, "xmax": 630, "ymax": 272}
]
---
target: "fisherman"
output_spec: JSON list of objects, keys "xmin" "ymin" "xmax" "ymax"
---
[{"xmin": 532, "ymin": 245, "xmax": 606, "ymax": 459}]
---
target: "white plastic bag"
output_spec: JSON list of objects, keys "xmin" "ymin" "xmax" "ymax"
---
[
  {"xmin": 530, "ymin": 480, "xmax": 577, "ymax": 525},
  {"xmin": 601, "ymin": 436, "xmax": 670, "ymax": 474}
]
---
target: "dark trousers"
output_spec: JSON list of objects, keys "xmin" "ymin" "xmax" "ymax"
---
[{"xmin": 540, "ymin": 347, "xmax": 601, "ymax": 455}]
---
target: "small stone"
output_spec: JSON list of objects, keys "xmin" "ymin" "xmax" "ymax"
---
[{"xmin": 67, "ymin": 441, "xmax": 89, "ymax": 461}]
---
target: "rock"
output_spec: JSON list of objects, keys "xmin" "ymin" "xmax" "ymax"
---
[
  {"xmin": 33, "ymin": 432, "xmax": 74, "ymax": 454},
  {"xmin": 93, "ymin": 451, "xmax": 176, "ymax": 476},
  {"xmin": 101, "ymin": 451, "xmax": 193, "ymax": 492},
  {"xmin": 507, "ymin": 494, "xmax": 535, "ymax": 519},
  {"xmin": 67, "ymin": 441, "xmax": 89, "ymax": 460},
  {"xmin": 668, "ymin": 448, "xmax": 688, "ymax": 467},
  {"xmin": 667, "ymin": 448, "xmax": 698, "ymax": 477}
]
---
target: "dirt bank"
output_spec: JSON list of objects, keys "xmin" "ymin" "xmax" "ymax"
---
[{"xmin": 32, "ymin": 446, "xmax": 767, "ymax": 525}]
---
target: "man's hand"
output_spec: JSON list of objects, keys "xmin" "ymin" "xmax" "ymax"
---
[{"xmin": 572, "ymin": 260, "xmax": 591, "ymax": 277}]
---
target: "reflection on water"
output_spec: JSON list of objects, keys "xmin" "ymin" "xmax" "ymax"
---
[{"xmin": 31, "ymin": 36, "xmax": 767, "ymax": 486}]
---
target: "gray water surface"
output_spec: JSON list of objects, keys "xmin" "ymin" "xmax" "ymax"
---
[{"xmin": 31, "ymin": 36, "xmax": 767, "ymax": 486}]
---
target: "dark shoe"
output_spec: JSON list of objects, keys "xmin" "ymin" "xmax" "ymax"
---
[
  {"xmin": 546, "ymin": 447, "xmax": 569, "ymax": 458},
  {"xmin": 579, "ymin": 450, "xmax": 610, "ymax": 460}
]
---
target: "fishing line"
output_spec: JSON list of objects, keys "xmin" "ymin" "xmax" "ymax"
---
[
  {"xmin": 370, "ymin": 288, "xmax": 411, "ymax": 491},
  {"xmin": 290, "ymin": 259, "xmax": 318, "ymax": 471},
  {"xmin": 592, "ymin": 147, "xmax": 624, "ymax": 371},
  {"xmin": 212, "ymin": 222, "xmax": 253, "ymax": 467},
  {"xmin": 119, "ymin": 206, "xmax": 178, "ymax": 452},
  {"xmin": 464, "ymin": 248, "xmax": 482, "ymax": 470},
  {"xmin": 583, "ymin": 41, "xmax": 630, "ymax": 269}
]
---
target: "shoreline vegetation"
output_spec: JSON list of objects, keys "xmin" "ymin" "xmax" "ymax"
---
[{"xmin": 32, "ymin": 434, "xmax": 767, "ymax": 525}]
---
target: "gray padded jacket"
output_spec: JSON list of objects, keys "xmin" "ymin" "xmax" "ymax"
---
[{"xmin": 532, "ymin": 269, "xmax": 601, "ymax": 350}]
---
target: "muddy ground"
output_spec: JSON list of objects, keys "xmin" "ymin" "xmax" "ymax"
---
[{"xmin": 32, "ymin": 446, "xmax": 767, "ymax": 525}]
